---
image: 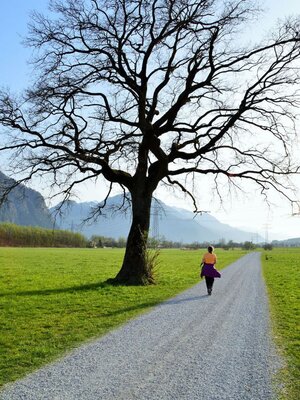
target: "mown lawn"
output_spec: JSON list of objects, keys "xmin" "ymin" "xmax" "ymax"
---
[
  {"xmin": 262, "ymin": 248, "xmax": 300, "ymax": 400},
  {"xmin": 0, "ymin": 247, "xmax": 244, "ymax": 388}
]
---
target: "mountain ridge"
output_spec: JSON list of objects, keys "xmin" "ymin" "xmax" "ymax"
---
[
  {"xmin": 0, "ymin": 171, "xmax": 265, "ymax": 243},
  {"xmin": 51, "ymin": 194, "xmax": 264, "ymax": 243},
  {"xmin": 0, "ymin": 171, "xmax": 53, "ymax": 228}
]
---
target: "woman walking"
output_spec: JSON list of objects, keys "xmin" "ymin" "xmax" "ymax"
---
[{"xmin": 200, "ymin": 246, "xmax": 221, "ymax": 295}]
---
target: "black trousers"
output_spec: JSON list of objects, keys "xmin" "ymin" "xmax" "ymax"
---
[{"xmin": 205, "ymin": 276, "xmax": 214, "ymax": 291}]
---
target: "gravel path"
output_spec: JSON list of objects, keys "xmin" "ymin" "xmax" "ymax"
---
[{"xmin": 1, "ymin": 252, "xmax": 280, "ymax": 400}]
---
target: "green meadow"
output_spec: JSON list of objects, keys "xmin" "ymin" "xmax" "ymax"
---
[
  {"xmin": 0, "ymin": 247, "xmax": 299, "ymax": 400},
  {"xmin": 262, "ymin": 248, "xmax": 300, "ymax": 400},
  {"xmin": 0, "ymin": 247, "xmax": 244, "ymax": 388}
]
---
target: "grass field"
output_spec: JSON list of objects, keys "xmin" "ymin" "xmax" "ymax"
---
[
  {"xmin": 0, "ymin": 247, "xmax": 244, "ymax": 388},
  {"xmin": 262, "ymin": 248, "xmax": 300, "ymax": 400}
]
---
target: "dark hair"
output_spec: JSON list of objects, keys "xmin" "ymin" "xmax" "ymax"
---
[{"xmin": 208, "ymin": 246, "xmax": 214, "ymax": 253}]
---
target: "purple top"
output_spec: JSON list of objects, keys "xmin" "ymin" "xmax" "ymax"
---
[{"xmin": 201, "ymin": 263, "xmax": 221, "ymax": 278}]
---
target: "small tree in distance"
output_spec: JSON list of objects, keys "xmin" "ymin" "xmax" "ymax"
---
[
  {"xmin": 0, "ymin": 0, "xmax": 300, "ymax": 284},
  {"xmin": 243, "ymin": 241, "xmax": 256, "ymax": 251},
  {"xmin": 263, "ymin": 243, "xmax": 273, "ymax": 251}
]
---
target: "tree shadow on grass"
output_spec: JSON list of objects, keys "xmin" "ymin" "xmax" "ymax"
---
[
  {"xmin": 1, "ymin": 283, "xmax": 208, "ymax": 309},
  {"xmin": 1, "ymin": 283, "xmax": 209, "ymax": 322},
  {"xmin": 0, "ymin": 276, "xmax": 159, "ymax": 298},
  {"xmin": 100, "ymin": 295, "xmax": 209, "ymax": 318},
  {"xmin": 0, "ymin": 281, "xmax": 112, "ymax": 297}
]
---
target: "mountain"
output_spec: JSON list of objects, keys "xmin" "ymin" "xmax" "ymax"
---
[
  {"xmin": 50, "ymin": 197, "xmax": 131, "ymax": 238},
  {"xmin": 0, "ymin": 171, "xmax": 53, "ymax": 228},
  {"xmin": 0, "ymin": 171, "xmax": 264, "ymax": 243},
  {"xmin": 51, "ymin": 194, "xmax": 263, "ymax": 243},
  {"xmin": 272, "ymin": 237, "xmax": 300, "ymax": 247},
  {"xmin": 161, "ymin": 205, "xmax": 262, "ymax": 243}
]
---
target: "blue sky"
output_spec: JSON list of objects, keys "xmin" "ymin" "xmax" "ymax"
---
[
  {"xmin": 1, "ymin": 0, "xmax": 300, "ymax": 91},
  {"xmin": 0, "ymin": 0, "xmax": 300, "ymax": 240},
  {"xmin": 0, "ymin": 0, "xmax": 50, "ymax": 92}
]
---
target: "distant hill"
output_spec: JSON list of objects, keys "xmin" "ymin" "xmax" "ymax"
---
[
  {"xmin": 0, "ymin": 171, "xmax": 53, "ymax": 228},
  {"xmin": 272, "ymin": 237, "xmax": 300, "ymax": 247},
  {"xmin": 50, "ymin": 197, "xmax": 131, "ymax": 238},
  {"xmin": 51, "ymin": 194, "xmax": 263, "ymax": 243},
  {"xmin": 0, "ymin": 172, "xmax": 264, "ymax": 243}
]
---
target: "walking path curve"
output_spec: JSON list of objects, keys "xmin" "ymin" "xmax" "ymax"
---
[{"xmin": 0, "ymin": 252, "xmax": 280, "ymax": 400}]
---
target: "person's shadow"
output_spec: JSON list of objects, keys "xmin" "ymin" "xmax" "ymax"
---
[{"xmin": 162, "ymin": 295, "xmax": 208, "ymax": 305}]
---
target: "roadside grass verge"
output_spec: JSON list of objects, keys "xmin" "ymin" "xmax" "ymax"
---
[
  {"xmin": 262, "ymin": 248, "xmax": 300, "ymax": 400},
  {"xmin": 0, "ymin": 247, "xmax": 244, "ymax": 388}
]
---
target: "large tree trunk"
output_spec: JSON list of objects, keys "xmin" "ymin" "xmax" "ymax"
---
[{"xmin": 114, "ymin": 189, "xmax": 155, "ymax": 285}]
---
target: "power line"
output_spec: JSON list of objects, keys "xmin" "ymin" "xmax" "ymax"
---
[
  {"xmin": 262, "ymin": 223, "xmax": 272, "ymax": 244},
  {"xmin": 152, "ymin": 203, "xmax": 159, "ymax": 240}
]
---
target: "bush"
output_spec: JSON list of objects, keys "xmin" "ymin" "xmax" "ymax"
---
[
  {"xmin": 263, "ymin": 243, "xmax": 273, "ymax": 250},
  {"xmin": 0, "ymin": 223, "xmax": 87, "ymax": 247}
]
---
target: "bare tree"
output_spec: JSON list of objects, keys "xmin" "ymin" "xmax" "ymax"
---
[{"xmin": 0, "ymin": 0, "xmax": 300, "ymax": 284}]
